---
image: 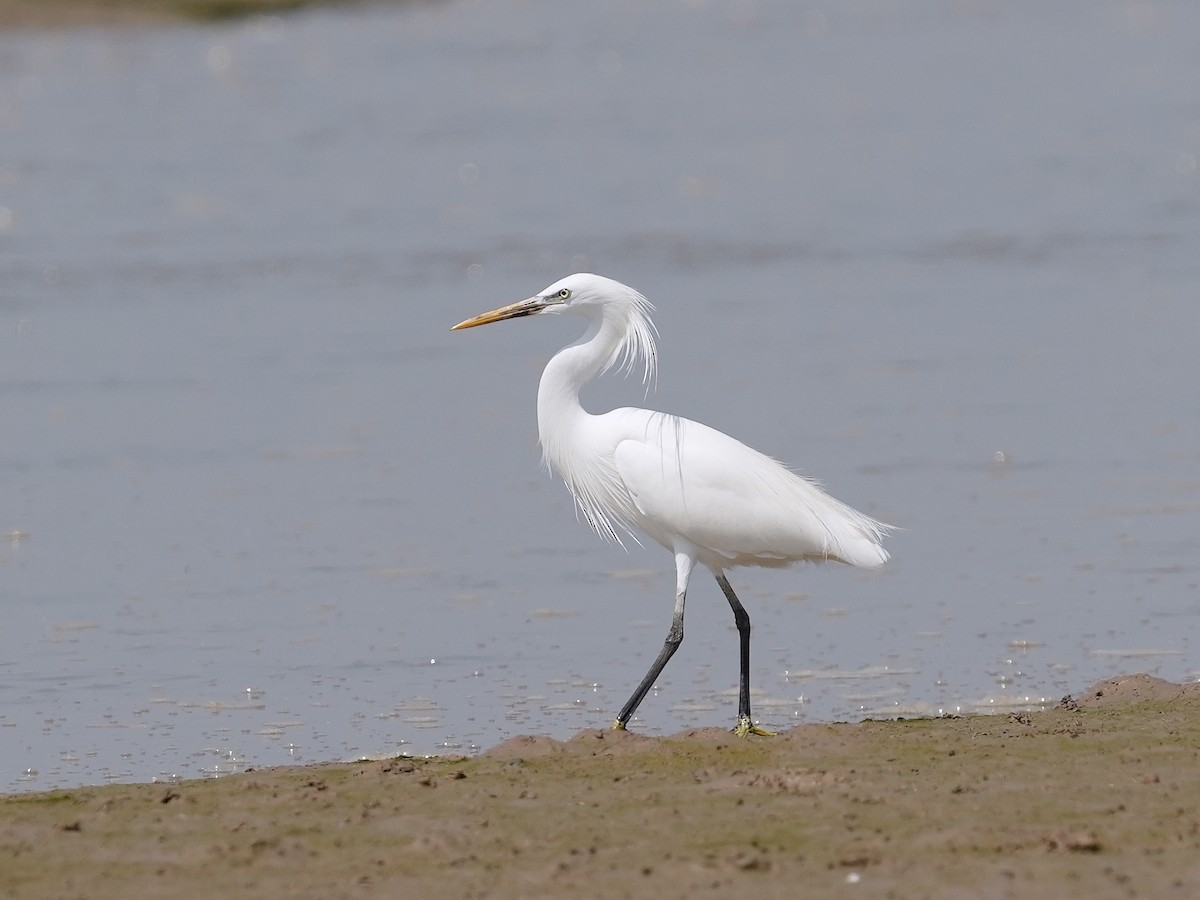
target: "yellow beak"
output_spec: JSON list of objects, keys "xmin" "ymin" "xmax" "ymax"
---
[{"xmin": 451, "ymin": 296, "xmax": 546, "ymax": 331}]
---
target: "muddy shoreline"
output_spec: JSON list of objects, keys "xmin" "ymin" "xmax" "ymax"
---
[
  {"xmin": 3, "ymin": 674, "xmax": 1198, "ymax": 898},
  {"xmin": 0, "ymin": 0, "xmax": 383, "ymax": 29}
]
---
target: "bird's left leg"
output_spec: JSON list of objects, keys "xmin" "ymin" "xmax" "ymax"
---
[
  {"xmin": 612, "ymin": 551, "xmax": 695, "ymax": 731},
  {"xmin": 715, "ymin": 573, "xmax": 775, "ymax": 737}
]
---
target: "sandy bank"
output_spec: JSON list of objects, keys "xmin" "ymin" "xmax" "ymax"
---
[{"xmin": 3, "ymin": 674, "xmax": 1198, "ymax": 898}]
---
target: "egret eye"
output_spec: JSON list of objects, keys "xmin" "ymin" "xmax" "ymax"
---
[{"xmin": 556, "ymin": 288, "xmax": 571, "ymax": 301}]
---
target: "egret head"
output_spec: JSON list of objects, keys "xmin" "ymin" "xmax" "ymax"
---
[
  {"xmin": 452, "ymin": 273, "xmax": 636, "ymax": 326},
  {"xmin": 451, "ymin": 273, "xmax": 658, "ymax": 383}
]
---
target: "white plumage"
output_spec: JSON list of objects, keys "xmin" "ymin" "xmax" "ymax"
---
[{"xmin": 453, "ymin": 273, "xmax": 890, "ymax": 735}]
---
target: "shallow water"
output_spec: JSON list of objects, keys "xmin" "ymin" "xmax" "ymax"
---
[{"xmin": 2, "ymin": 0, "xmax": 1198, "ymax": 792}]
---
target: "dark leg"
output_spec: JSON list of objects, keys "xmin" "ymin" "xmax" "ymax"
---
[
  {"xmin": 716, "ymin": 572, "xmax": 774, "ymax": 737},
  {"xmin": 613, "ymin": 591, "xmax": 684, "ymax": 729},
  {"xmin": 613, "ymin": 551, "xmax": 694, "ymax": 730}
]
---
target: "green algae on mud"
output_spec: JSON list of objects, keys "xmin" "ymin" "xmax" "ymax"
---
[{"xmin": 2, "ymin": 675, "xmax": 1199, "ymax": 899}]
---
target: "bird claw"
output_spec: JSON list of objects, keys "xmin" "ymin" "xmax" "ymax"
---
[
  {"xmin": 611, "ymin": 719, "xmax": 627, "ymax": 731},
  {"xmin": 733, "ymin": 716, "xmax": 775, "ymax": 738}
]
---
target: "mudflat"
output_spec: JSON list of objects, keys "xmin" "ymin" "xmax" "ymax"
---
[{"xmin": 3, "ymin": 674, "xmax": 1198, "ymax": 899}]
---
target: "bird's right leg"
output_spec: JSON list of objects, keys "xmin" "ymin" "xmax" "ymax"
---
[
  {"xmin": 613, "ymin": 551, "xmax": 695, "ymax": 730},
  {"xmin": 716, "ymin": 572, "xmax": 775, "ymax": 738}
]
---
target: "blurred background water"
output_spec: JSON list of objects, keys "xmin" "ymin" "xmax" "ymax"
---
[{"xmin": 2, "ymin": 0, "xmax": 1198, "ymax": 792}]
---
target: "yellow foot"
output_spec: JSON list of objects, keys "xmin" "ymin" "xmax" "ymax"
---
[
  {"xmin": 611, "ymin": 719, "xmax": 627, "ymax": 731},
  {"xmin": 733, "ymin": 716, "xmax": 776, "ymax": 738}
]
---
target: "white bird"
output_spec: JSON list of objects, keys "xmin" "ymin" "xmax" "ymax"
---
[{"xmin": 452, "ymin": 273, "xmax": 890, "ymax": 736}]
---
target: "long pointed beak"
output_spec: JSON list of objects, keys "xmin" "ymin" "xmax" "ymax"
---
[{"xmin": 451, "ymin": 296, "xmax": 547, "ymax": 331}]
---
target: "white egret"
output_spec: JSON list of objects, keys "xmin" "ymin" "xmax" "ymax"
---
[{"xmin": 452, "ymin": 274, "xmax": 890, "ymax": 736}]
